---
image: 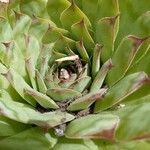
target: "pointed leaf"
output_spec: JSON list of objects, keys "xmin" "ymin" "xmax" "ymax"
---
[
  {"xmin": 0, "ymin": 92, "xmax": 74, "ymax": 127},
  {"xmin": 65, "ymin": 114, "xmax": 119, "ymax": 140},
  {"xmin": 0, "ymin": 128, "xmax": 57, "ymax": 150},
  {"xmin": 94, "ymin": 72, "xmax": 149, "ymax": 112},
  {"xmin": 90, "ymin": 59, "xmax": 113, "ymax": 93},
  {"xmin": 96, "ymin": 15, "xmax": 119, "ymax": 62},
  {"xmin": 46, "ymin": 88, "xmax": 82, "ymax": 101},
  {"xmin": 69, "ymin": 76, "xmax": 91, "ymax": 93},
  {"xmin": 60, "ymin": 1, "xmax": 91, "ymax": 30},
  {"xmin": 67, "ymin": 88, "xmax": 107, "ymax": 111},
  {"xmin": 1, "ymin": 69, "xmax": 36, "ymax": 106},
  {"xmin": 47, "ymin": 0, "xmax": 70, "ymax": 27},
  {"xmin": 92, "ymin": 44, "xmax": 103, "ymax": 78},
  {"xmin": 24, "ymin": 88, "xmax": 59, "ymax": 109},
  {"xmin": 71, "ymin": 19, "xmax": 94, "ymax": 52},
  {"xmin": 107, "ymin": 36, "xmax": 147, "ymax": 86}
]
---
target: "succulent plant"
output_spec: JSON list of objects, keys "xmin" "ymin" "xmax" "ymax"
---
[{"xmin": 0, "ymin": 0, "xmax": 150, "ymax": 149}]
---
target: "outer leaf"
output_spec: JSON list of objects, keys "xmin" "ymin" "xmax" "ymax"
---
[
  {"xmin": 20, "ymin": 0, "xmax": 48, "ymax": 18},
  {"xmin": 53, "ymin": 138, "xmax": 99, "ymax": 150},
  {"xmin": 114, "ymin": 100, "xmax": 150, "ymax": 141},
  {"xmin": 65, "ymin": 114, "xmax": 119, "ymax": 140},
  {"xmin": 0, "ymin": 91, "xmax": 74, "ymax": 127},
  {"xmin": 60, "ymin": 0, "xmax": 91, "ymax": 30},
  {"xmin": 71, "ymin": 19, "xmax": 94, "ymax": 52},
  {"xmin": 96, "ymin": 15, "xmax": 119, "ymax": 62},
  {"xmin": 0, "ymin": 116, "xmax": 30, "ymax": 137},
  {"xmin": 0, "ymin": 128, "xmax": 57, "ymax": 150},
  {"xmin": 94, "ymin": 72, "xmax": 149, "ymax": 112},
  {"xmin": 107, "ymin": 36, "xmax": 147, "ymax": 86},
  {"xmin": 47, "ymin": 0, "xmax": 70, "ymax": 27}
]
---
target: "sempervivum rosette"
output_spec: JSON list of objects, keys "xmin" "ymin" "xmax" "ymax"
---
[{"xmin": 0, "ymin": 0, "xmax": 150, "ymax": 149}]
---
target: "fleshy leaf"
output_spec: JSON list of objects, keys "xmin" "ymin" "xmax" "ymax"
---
[
  {"xmin": 65, "ymin": 114, "xmax": 119, "ymax": 140},
  {"xmin": 71, "ymin": 19, "xmax": 94, "ymax": 52},
  {"xmin": 107, "ymin": 35, "xmax": 147, "ymax": 86},
  {"xmin": 35, "ymin": 70, "xmax": 47, "ymax": 94},
  {"xmin": 20, "ymin": 0, "xmax": 48, "ymax": 18},
  {"xmin": 1, "ymin": 69, "xmax": 36, "ymax": 106},
  {"xmin": 0, "ymin": 128, "xmax": 57, "ymax": 150},
  {"xmin": 42, "ymin": 26, "xmax": 68, "ymax": 44},
  {"xmin": 46, "ymin": 88, "xmax": 82, "ymax": 102},
  {"xmin": 24, "ymin": 88, "xmax": 59, "ymax": 109},
  {"xmin": 0, "ymin": 91, "xmax": 74, "ymax": 127},
  {"xmin": 69, "ymin": 76, "xmax": 91, "ymax": 93},
  {"xmin": 92, "ymin": 44, "xmax": 103, "ymax": 78},
  {"xmin": 90, "ymin": 59, "xmax": 113, "ymax": 93},
  {"xmin": 96, "ymin": 15, "xmax": 119, "ymax": 62},
  {"xmin": 76, "ymin": 41, "xmax": 89, "ymax": 62},
  {"xmin": 94, "ymin": 72, "xmax": 149, "ymax": 112},
  {"xmin": 67, "ymin": 88, "xmax": 107, "ymax": 111},
  {"xmin": 47, "ymin": 0, "xmax": 70, "ymax": 27},
  {"xmin": 114, "ymin": 100, "xmax": 150, "ymax": 141},
  {"xmin": 60, "ymin": 0, "xmax": 91, "ymax": 30}
]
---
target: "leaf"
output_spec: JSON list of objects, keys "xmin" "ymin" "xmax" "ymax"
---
[
  {"xmin": 90, "ymin": 59, "xmax": 113, "ymax": 93},
  {"xmin": 67, "ymin": 88, "xmax": 107, "ymax": 111},
  {"xmin": 69, "ymin": 76, "xmax": 91, "ymax": 93},
  {"xmin": 71, "ymin": 19, "xmax": 94, "ymax": 52},
  {"xmin": 0, "ymin": 116, "xmax": 30, "ymax": 137},
  {"xmin": 107, "ymin": 36, "xmax": 148, "ymax": 86},
  {"xmin": 114, "ymin": 100, "xmax": 150, "ymax": 141},
  {"xmin": 92, "ymin": 44, "xmax": 103, "ymax": 78},
  {"xmin": 60, "ymin": 1, "xmax": 91, "ymax": 31},
  {"xmin": 24, "ymin": 88, "xmax": 59, "ymax": 109},
  {"xmin": 1, "ymin": 68, "xmax": 36, "ymax": 106},
  {"xmin": 0, "ymin": 128, "xmax": 57, "ymax": 150},
  {"xmin": 65, "ymin": 114, "xmax": 119, "ymax": 140},
  {"xmin": 94, "ymin": 72, "xmax": 149, "ymax": 112},
  {"xmin": 20, "ymin": 0, "xmax": 48, "ymax": 18},
  {"xmin": 47, "ymin": 0, "xmax": 70, "ymax": 27},
  {"xmin": 46, "ymin": 88, "xmax": 82, "ymax": 102},
  {"xmin": 96, "ymin": 15, "xmax": 119, "ymax": 62},
  {"xmin": 53, "ymin": 137, "xmax": 98, "ymax": 150},
  {"xmin": 0, "ymin": 91, "xmax": 74, "ymax": 127}
]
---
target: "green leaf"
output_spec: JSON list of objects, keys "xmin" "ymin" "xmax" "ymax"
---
[
  {"xmin": 47, "ymin": 0, "xmax": 70, "ymax": 27},
  {"xmin": 42, "ymin": 26, "xmax": 68, "ymax": 44},
  {"xmin": 114, "ymin": 101, "xmax": 150, "ymax": 141},
  {"xmin": 92, "ymin": 44, "xmax": 103, "ymax": 78},
  {"xmin": 24, "ymin": 88, "xmax": 59, "ymax": 109},
  {"xmin": 76, "ymin": 41, "xmax": 89, "ymax": 62},
  {"xmin": 46, "ymin": 88, "xmax": 82, "ymax": 102},
  {"xmin": 94, "ymin": 72, "xmax": 149, "ymax": 112},
  {"xmin": 69, "ymin": 76, "xmax": 91, "ymax": 93},
  {"xmin": 0, "ymin": 17, "xmax": 12, "ymax": 42},
  {"xmin": 20, "ymin": 0, "xmax": 48, "ymax": 18},
  {"xmin": 53, "ymin": 137, "xmax": 98, "ymax": 150},
  {"xmin": 65, "ymin": 114, "xmax": 119, "ymax": 140},
  {"xmin": 107, "ymin": 36, "xmax": 148, "ymax": 86},
  {"xmin": 71, "ymin": 19, "xmax": 94, "ymax": 52},
  {"xmin": 60, "ymin": 0, "xmax": 91, "ymax": 30},
  {"xmin": 67, "ymin": 88, "xmax": 107, "ymax": 111},
  {"xmin": 1, "ymin": 69, "xmax": 36, "ymax": 106},
  {"xmin": 0, "ymin": 91, "xmax": 74, "ymax": 127},
  {"xmin": 90, "ymin": 59, "xmax": 113, "ymax": 93},
  {"xmin": 0, "ymin": 128, "xmax": 57, "ymax": 150},
  {"xmin": 96, "ymin": 15, "xmax": 119, "ymax": 62},
  {"xmin": 0, "ymin": 116, "xmax": 30, "ymax": 137}
]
